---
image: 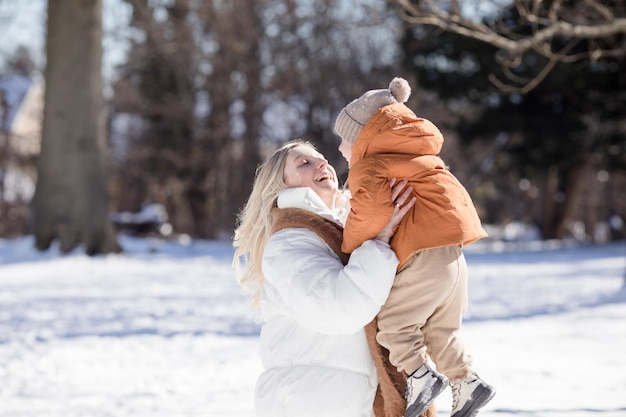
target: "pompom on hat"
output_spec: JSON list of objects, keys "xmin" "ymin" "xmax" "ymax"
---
[{"xmin": 335, "ymin": 77, "xmax": 411, "ymax": 144}]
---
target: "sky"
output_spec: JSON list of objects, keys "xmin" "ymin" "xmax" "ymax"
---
[
  {"xmin": 0, "ymin": 0, "xmax": 132, "ymax": 89},
  {"xmin": 1, "ymin": 234, "xmax": 625, "ymax": 417},
  {"xmin": 0, "ymin": 1, "xmax": 46, "ymax": 66}
]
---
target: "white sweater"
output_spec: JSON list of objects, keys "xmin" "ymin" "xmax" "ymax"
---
[{"xmin": 255, "ymin": 187, "xmax": 398, "ymax": 417}]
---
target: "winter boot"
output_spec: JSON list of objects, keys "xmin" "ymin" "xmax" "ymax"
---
[
  {"xmin": 450, "ymin": 373, "xmax": 496, "ymax": 417},
  {"xmin": 404, "ymin": 363, "xmax": 448, "ymax": 417}
]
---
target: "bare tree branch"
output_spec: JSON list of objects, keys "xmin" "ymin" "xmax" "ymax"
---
[
  {"xmin": 393, "ymin": 0, "xmax": 626, "ymax": 92},
  {"xmin": 489, "ymin": 41, "xmax": 569, "ymax": 94},
  {"xmin": 585, "ymin": 0, "xmax": 614, "ymax": 21}
]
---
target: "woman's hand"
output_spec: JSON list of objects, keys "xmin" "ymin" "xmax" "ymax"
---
[{"xmin": 374, "ymin": 178, "xmax": 416, "ymax": 244}]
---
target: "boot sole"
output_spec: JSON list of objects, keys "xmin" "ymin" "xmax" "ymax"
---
[{"xmin": 451, "ymin": 385, "xmax": 496, "ymax": 417}]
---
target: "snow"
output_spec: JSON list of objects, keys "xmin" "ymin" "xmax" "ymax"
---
[{"xmin": 1, "ymin": 235, "xmax": 625, "ymax": 417}]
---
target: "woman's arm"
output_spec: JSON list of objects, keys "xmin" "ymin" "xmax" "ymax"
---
[{"xmin": 262, "ymin": 228, "xmax": 398, "ymax": 335}]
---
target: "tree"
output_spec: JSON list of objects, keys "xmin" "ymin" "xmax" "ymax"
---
[
  {"xmin": 111, "ymin": 0, "xmax": 405, "ymax": 238},
  {"xmin": 392, "ymin": 0, "xmax": 626, "ymax": 92},
  {"xmin": 195, "ymin": 0, "xmax": 265, "ymax": 237},
  {"xmin": 112, "ymin": 0, "xmax": 199, "ymax": 235},
  {"xmin": 401, "ymin": 13, "xmax": 625, "ymax": 240},
  {"xmin": 111, "ymin": 0, "xmax": 263, "ymax": 239},
  {"xmin": 31, "ymin": 0, "xmax": 120, "ymax": 254},
  {"xmin": 254, "ymin": 0, "xmax": 406, "ymax": 179}
]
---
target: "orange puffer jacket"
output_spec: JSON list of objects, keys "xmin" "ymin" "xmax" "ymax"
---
[{"xmin": 341, "ymin": 103, "xmax": 488, "ymax": 268}]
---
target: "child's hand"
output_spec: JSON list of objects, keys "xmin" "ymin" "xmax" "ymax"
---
[{"xmin": 375, "ymin": 178, "xmax": 416, "ymax": 243}]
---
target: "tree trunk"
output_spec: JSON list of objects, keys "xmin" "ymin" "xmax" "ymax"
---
[
  {"xmin": 555, "ymin": 159, "xmax": 592, "ymax": 240},
  {"xmin": 541, "ymin": 166, "xmax": 560, "ymax": 239},
  {"xmin": 31, "ymin": 0, "xmax": 120, "ymax": 255}
]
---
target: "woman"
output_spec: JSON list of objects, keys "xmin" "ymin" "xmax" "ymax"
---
[{"xmin": 233, "ymin": 139, "xmax": 415, "ymax": 417}]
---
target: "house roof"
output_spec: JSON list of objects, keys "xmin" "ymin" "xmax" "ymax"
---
[{"xmin": 0, "ymin": 74, "xmax": 33, "ymax": 132}]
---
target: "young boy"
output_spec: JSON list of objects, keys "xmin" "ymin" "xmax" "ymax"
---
[{"xmin": 334, "ymin": 77, "xmax": 495, "ymax": 417}]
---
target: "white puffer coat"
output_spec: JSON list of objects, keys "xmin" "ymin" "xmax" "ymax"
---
[{"xmin": 256, "ymin": 187, "xmax": 399, "ymax": 417}]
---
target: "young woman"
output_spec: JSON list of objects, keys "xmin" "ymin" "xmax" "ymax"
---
[{"xmin": 233, "ymin": 139, "xmax": 415, "ymax": 417}]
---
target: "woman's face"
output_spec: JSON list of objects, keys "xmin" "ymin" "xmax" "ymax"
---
[
  {"xmin": 283, "ymin": 145, "xmax": 339, "ymax": 209},
  {"xmin": 338, "ymin": 138, "xmax": 353, "ymax": 166}
]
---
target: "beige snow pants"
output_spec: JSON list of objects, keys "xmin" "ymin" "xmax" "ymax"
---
[{"xmin": 376, "ymin": 245, "xmax": 473, "ymax": 381}]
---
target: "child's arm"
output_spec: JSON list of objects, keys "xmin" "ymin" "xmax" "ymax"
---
[{"xmin": 341, "ymin": 162, "xmax": 396, "ymax": 254}]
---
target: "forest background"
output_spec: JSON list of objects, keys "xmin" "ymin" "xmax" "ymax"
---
[{"xmin": 0, "ymin": 0, "xmax": 624, "ymax": 255}]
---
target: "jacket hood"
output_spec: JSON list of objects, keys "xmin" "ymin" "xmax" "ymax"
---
[{"xmin": 350, "ymin": 103, "xmax": 444, "ymax": 167}]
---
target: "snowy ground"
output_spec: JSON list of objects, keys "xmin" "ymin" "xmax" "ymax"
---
[{"xmin": 1, "ymin": 235, "xmax": 625, "ymax": 417}]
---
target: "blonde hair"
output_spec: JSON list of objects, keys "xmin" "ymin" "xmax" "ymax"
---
[{"xmin": 232, "ymin": 139, "xmax": 314, "ymax": 306}]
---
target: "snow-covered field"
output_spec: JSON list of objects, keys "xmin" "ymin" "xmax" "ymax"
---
[{"xmin": 1, "ymin": 235, "xmax": 625, "ymax": 417}]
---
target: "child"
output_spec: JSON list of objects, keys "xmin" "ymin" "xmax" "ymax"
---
[{"xmin": 334, "ymin": 77, "xmax": 495, "ymax": 417}]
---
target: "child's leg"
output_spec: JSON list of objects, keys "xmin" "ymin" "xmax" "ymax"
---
[
  {"xmin": 422, "ymin": 246, "xmax": 473, "ymax": 381},
  {"xmin": 376, "ymin": 245, "xmax": 473, "ymax": 380}
]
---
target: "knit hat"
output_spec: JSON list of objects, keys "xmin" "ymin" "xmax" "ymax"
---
[{"xmin": 334, "ymin": 77, "xmax": 411, "ymax": 144}]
